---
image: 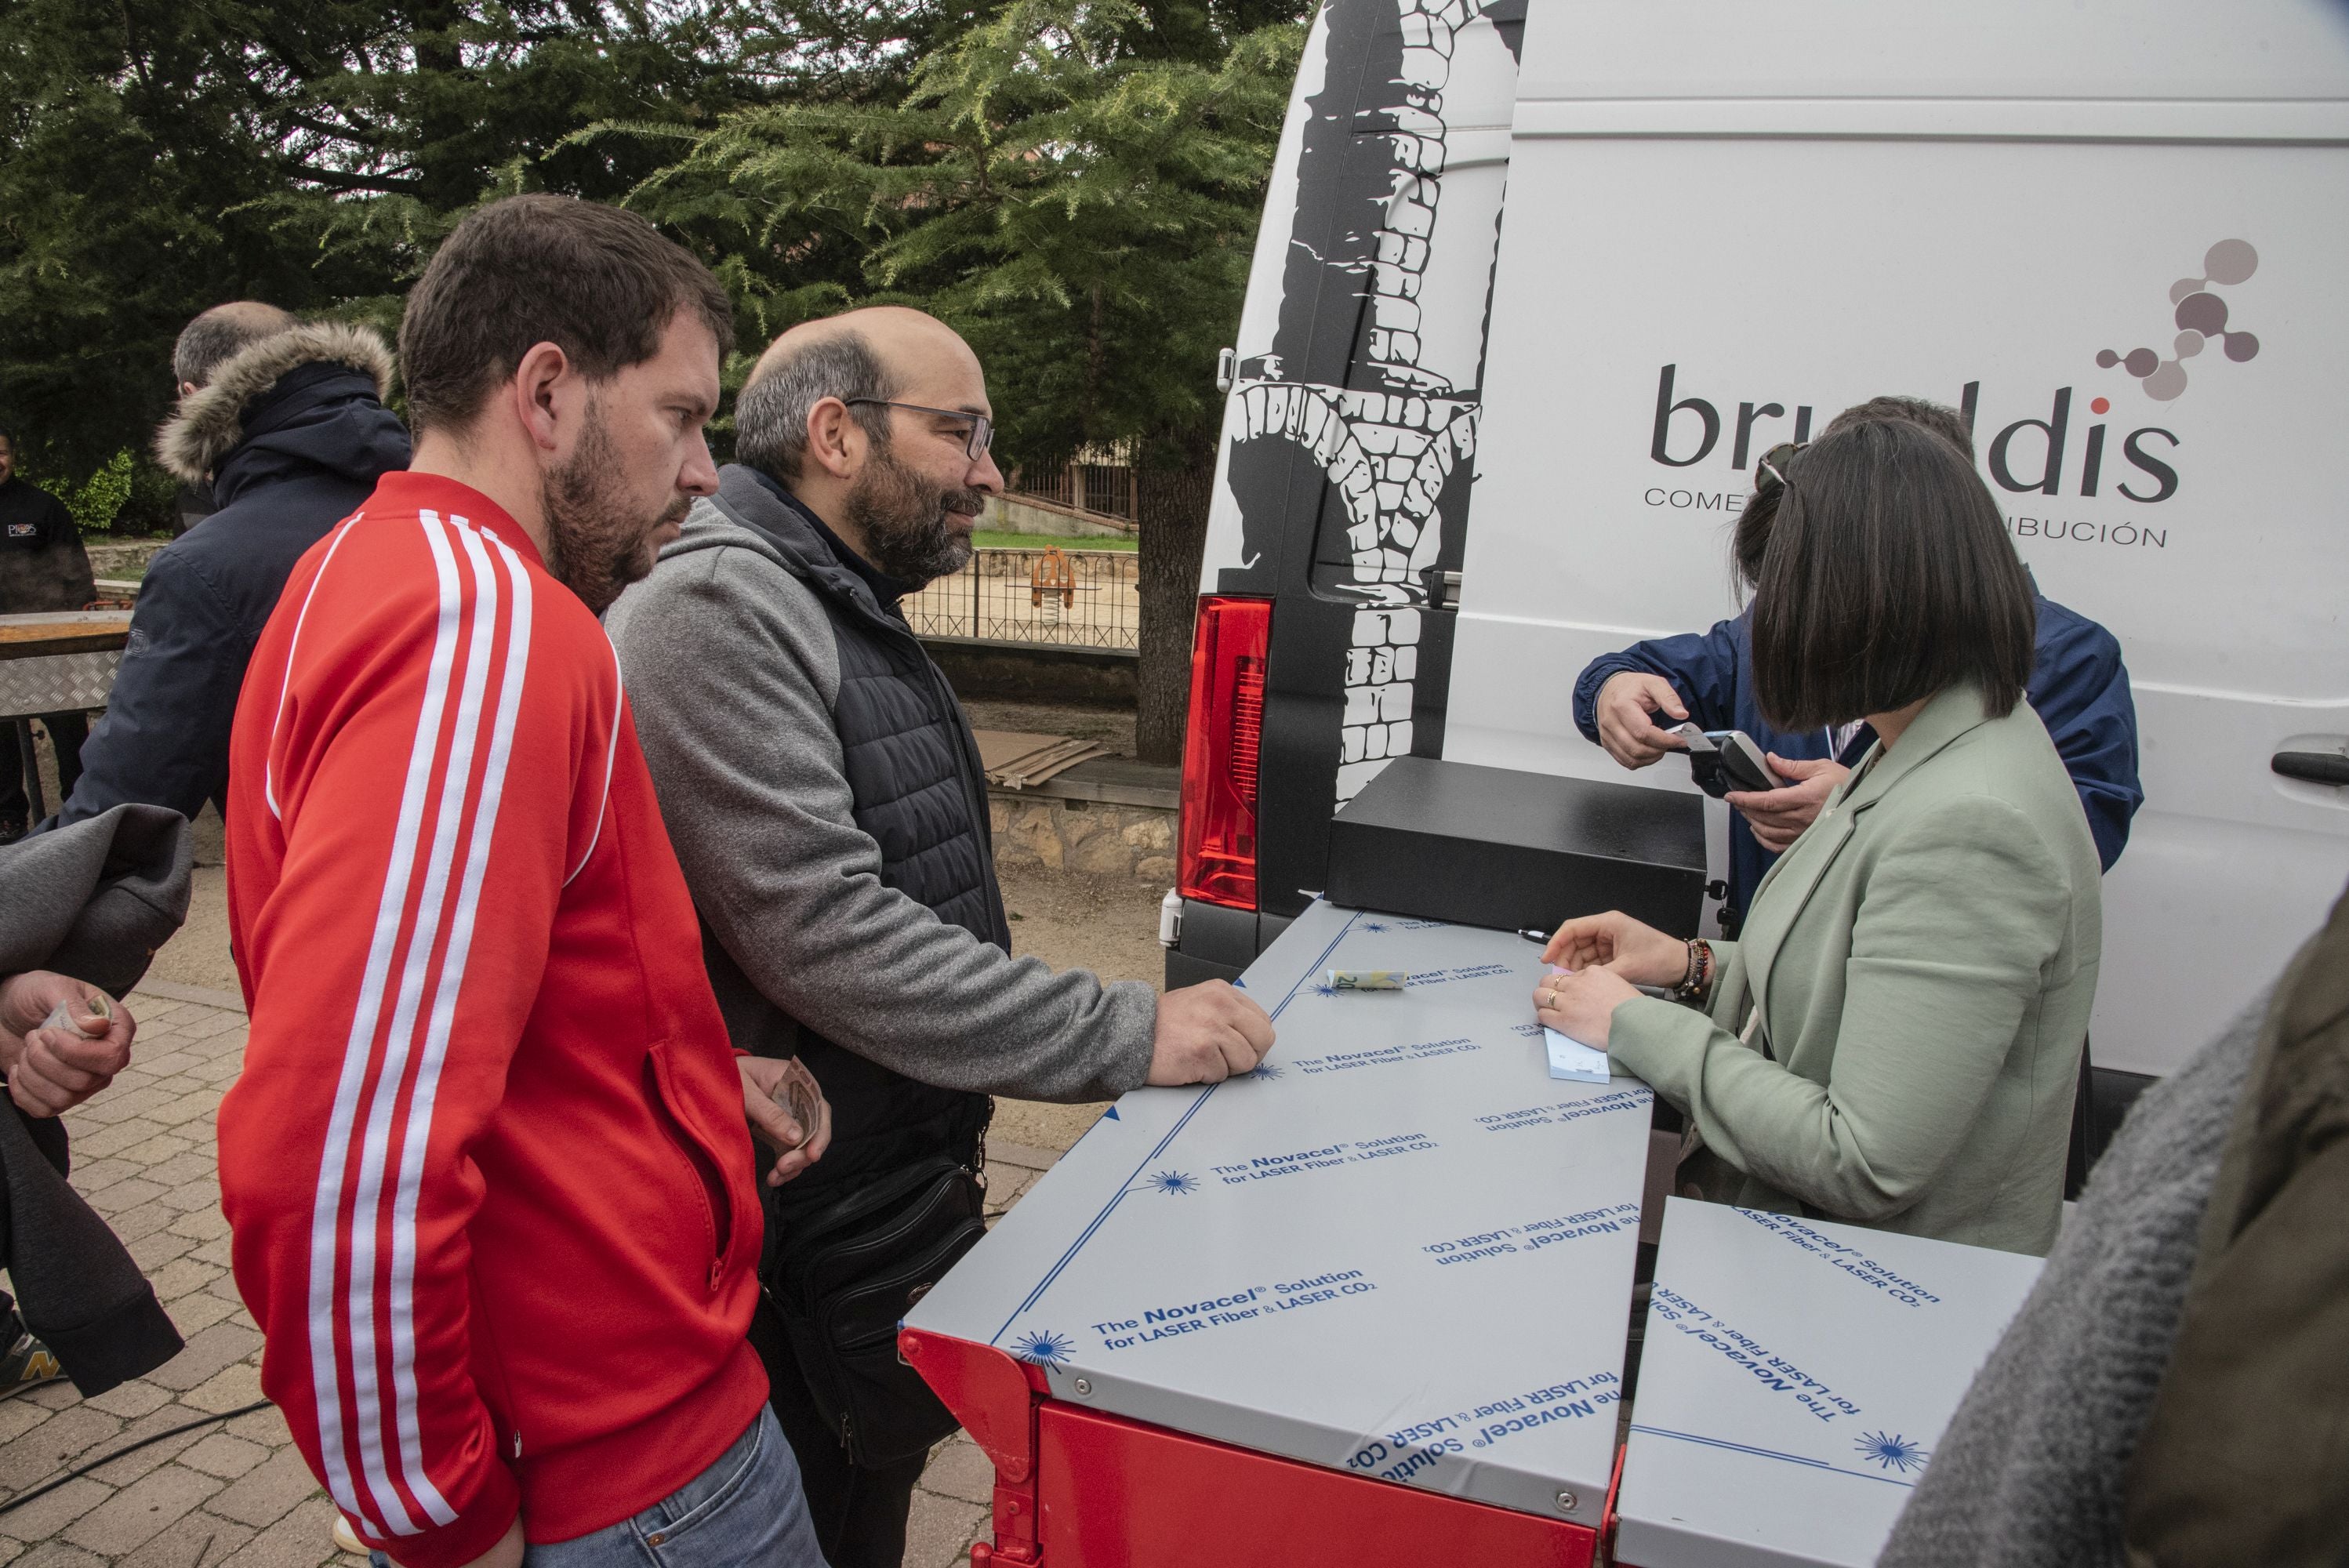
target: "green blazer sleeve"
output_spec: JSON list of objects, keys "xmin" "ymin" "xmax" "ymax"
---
[{"xmin": 1609, "ymin": 794, "xmax": 2071, "ymax": 1223}]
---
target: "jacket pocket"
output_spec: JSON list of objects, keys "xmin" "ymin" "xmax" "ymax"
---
[
  {"xmin": 467, "ymin": 1265, "xmax": 524, "ymax": 1460},
  {"xmin": 644, "ymin": 1042, "xmax": 739, "ymax": 1287}
]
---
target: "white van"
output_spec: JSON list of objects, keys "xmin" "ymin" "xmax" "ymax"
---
[{"xmin": 1167, "ymin": 0, "xmax": 2349, "ymax": 1109}]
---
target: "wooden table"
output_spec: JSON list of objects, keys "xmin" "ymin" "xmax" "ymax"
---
[{"xmin": 0, "ymin": 612, "xmax": 134, "ymax": 819}]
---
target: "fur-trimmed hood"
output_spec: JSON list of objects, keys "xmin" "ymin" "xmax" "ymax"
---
[{"xmin": 154, "ymin": 322, "xmax": 396, "ymax": 484}]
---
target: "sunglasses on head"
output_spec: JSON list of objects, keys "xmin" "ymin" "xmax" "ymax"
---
[{"xmin": 1754, "ymin": 441, "xmax": 1807, "ymax": 495}]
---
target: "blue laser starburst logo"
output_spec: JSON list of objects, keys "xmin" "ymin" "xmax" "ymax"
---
[
  {"xmin": 1013, "ymin": 1330, "xmax": 1074, "ymax": 1368},
  {"xmin": 1363, "ymin": 920, "xmax": 1392, "ymax": 933},
  {"xmin": 1245, "ymin": 1062, "xmax": 1283, "ymax": 1081},
  {"xmin": 1146, "ymin": 1170, "xmax": 1200, "ymax": 1196},
  {"xmin": 1855, "ymin": 1432, "xmax": 1930, "ymax": 1473},
  {"xmin": 1310, "ymin": 982, "xmax": 1339, "ymax": 998}
]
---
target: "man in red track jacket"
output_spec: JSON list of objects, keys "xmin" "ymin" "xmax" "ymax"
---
[{"xmin": 219, "ymin": 197, "xmax": 830, "ymax": 1568}]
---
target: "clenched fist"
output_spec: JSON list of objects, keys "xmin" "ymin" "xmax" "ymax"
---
[
  {"xmin": 1147, "ymin": 981, "xmax": 1275, "ymax": 1084},
  {"xmin": 0, "ymin": 972, "xmax": 135, "ymax": 1119}
]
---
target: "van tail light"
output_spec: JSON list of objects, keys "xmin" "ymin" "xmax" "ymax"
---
[{"xmin": 1177, "ymin": 595, "xmax": 1273, "ymax": 910}]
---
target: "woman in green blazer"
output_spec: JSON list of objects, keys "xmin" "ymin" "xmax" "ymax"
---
[{"xmin": 1537, "ymin": 418, "xmax": 2102, "ymax": 1255}]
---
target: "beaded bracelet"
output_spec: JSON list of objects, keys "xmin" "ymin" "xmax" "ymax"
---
[{"xmin": 1669, "ymin": 938, "xmax": 1713, "ymax": 1004}]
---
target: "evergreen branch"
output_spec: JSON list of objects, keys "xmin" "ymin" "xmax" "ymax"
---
[{"xmin": 284, "ymin": 163, "xmax": 424, "ymax": 194}]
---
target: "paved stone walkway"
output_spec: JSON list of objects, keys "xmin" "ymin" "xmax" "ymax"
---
[{"xmin": 0, "ymin": 982, "xmax": 1053, "ymax": 1567}]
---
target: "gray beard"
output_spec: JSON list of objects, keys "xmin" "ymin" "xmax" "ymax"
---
[{"xmin": 844, "ymin": 448, "xmax": 978, "ymax": 586}]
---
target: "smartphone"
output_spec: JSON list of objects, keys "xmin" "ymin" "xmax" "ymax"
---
[{"xmin": 1671, "ymin": 724, "xmax": 1783, "ymax": 796}]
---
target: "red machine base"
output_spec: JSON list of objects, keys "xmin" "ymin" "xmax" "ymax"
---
[{"xmin": 905, "ymin": 1327, "xmax": 1599, "ymax": 1568}]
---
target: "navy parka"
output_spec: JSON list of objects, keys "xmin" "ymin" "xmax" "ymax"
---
[{"xmin": 53, "ymin": 328, "xmax": 408, "ymax": 827}]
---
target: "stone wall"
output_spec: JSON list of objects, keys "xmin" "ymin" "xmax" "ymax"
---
[
  {"xmin": 991, "ymin": 791, "xmax": 1176, "ymax": 883},
  {"xmin": 928, "ymin": 641, "xmax": 1137, "ymax": 705},
  {"xmin": 86, "ymin": 539, "xmax": 169, "ymax": 577},
  {"xmin": 984, "ymin": 493, "xmax": 1133, "ymax": 539}
]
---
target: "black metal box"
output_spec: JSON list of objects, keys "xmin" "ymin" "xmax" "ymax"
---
[{"xmin": 1323, "ymin": 757, "xmax": 1707, "ymax": 938}]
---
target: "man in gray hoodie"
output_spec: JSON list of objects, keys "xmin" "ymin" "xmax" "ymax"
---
[{"xmin": 605, "ymin": 305, "xmax": 1273, "ymax": 1567}]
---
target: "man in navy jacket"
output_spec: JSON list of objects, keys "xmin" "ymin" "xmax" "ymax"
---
[
  {"xmin": 49, "ymin": 309, "xmax": 409, "ymax": 827},
  {"xmin": 1574, "ymin": 397, "xmax": 2140, "ymax": 928},
  {"xmin": 0, "ymin": 426, "xmax": 97, "ymax": 840}
]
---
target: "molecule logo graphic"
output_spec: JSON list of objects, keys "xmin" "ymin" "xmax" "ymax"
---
[
  {"xmin": 1013, "ymin": 1330, "xmax": 1075, "ymax": 1368},
  {"xmin": 1854, "ymin": 1431, "xmax": 1931, "ymax": 1474},
  {"xmin": 1147, "ymin": 1170, "xmax": 1202, "ymax": 1196},
  {"xmin": 2096, "ymin": 239, "xmax": 2260, "ymax": 403}
]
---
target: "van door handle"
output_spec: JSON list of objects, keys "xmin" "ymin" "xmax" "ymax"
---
[{"xmin": 2272, "ymin": 750, "xmax": 2349, "ymax": 786}]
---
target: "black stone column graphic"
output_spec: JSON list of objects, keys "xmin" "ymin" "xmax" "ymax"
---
[{"xmin": 1233, "ymin": 0, "xmax": 1494, "ymax": 803}]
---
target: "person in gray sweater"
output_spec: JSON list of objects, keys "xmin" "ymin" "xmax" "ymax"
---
[
  {"xmin": 1882, "ymin": 877, "xmax": 2349, "ymax": 1565},
  {"xmin": 604, "ymin": 305, "xmax": 1272, "ymax": 1567},
  {"xmin": 1876, "ymin": 994, "xmax": 2256, "ymax": 1566}
]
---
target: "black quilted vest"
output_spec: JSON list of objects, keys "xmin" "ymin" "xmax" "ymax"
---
[{"xmin": 699, "ymin": 468, "xmax": 1000, "ymax": 1195}]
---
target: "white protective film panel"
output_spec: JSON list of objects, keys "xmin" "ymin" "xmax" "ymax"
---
[
  {"xmin": 907, "ymin": 902, "xmax": 1652, "ymax": 1528},
  {"xmin": 1614, "ymin": 1199, "xmax": 2043, "ymax": 1568}
]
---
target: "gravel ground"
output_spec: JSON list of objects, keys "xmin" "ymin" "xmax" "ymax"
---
[{"xmin": 957, "ymin": 699, "xmax": 1137, "ymax": 759}]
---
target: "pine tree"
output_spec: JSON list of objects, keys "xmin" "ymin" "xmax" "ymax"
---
[
  {"xmin": 0, "ymin": 2, "xmax": 927, "ymax": 517},
  {"xmin": 608, "ymin": 0, "xmax": 1307, "ymax": 761}
]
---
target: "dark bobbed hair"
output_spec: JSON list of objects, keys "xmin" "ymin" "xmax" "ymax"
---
[
  {"xmin": 1748, "ymin": 417, "xmax": 2035, "ymax": 729},
  {"xmin": 1824, "ymin": 395, "xmax": 1974, "ymax": 456},
  {"xmin": 1734, "ymin": 395, "xmax": 1976, "ymax": 590},
  {"xmin": 399, "ymin": 194, "xmax": 733, "ymax": 436},
  {"xmin": 1732, "ymin": 481, "xmax": 1782, "ymax": 592}
]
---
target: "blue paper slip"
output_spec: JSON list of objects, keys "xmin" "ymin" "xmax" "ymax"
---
[{"xmin": 1545, "ymin": 1026, "xmax": 1611, "ymax": 1083}]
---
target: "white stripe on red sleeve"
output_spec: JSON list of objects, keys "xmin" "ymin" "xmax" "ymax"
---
[
  {"xmin": 382, "ymin": 518, "xmax": 533, "ymax": 1508},
  {"xmin": 301, "ymin": 510, "xmax": 532, "ymax": 1534},
  {"xmin": 263, "ymin": 517, "xmax": 361, "ymax": 822},
  {"xmin": 565, "ymin": 634, "xmax": 625, "ymax": 887}
]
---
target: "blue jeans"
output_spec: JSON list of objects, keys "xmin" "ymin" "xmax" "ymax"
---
[{"xmin": 373, "ymin": 1407, "xmax": 826, "ymax": 1567}]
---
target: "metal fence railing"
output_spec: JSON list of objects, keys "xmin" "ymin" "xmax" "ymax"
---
[
  {"xmin": 1010, "ymin": 462, "xmax": 1140, "ymax": 527},
  {"xmin": 903, "ymin": 546, "xmax": 1139, "ymax": 652}
]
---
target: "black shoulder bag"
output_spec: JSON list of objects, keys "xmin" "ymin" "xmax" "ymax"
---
[{"xmin": 763, "ymin": 1152, "xmax": 989, "ymax": 1468}]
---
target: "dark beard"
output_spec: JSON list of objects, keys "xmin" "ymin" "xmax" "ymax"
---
[
  {"xmin": 843, "ymin": 446, "xmax": 981, "ymax": 586},
  {"xmin": 539, "ymin": 406, "xmax": 688, "ymax": 615}
]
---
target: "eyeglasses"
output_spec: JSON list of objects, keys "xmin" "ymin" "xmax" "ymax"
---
[
  {"xmin": 1754, "ymin": 441, "xmax": 1806, "ymax": 495},
  {"xmin": 844, "ymin": 399, "xmax": 995, "ymax": 463}
]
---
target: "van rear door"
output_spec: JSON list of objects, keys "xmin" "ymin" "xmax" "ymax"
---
[
  {"xmin": 1445, "ymin": 0, "xmax": 2349, "ymax": 1075},
  {"xmin": 1177, "ymin": 0, "xmax": 1527, "ymax": 983}
]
